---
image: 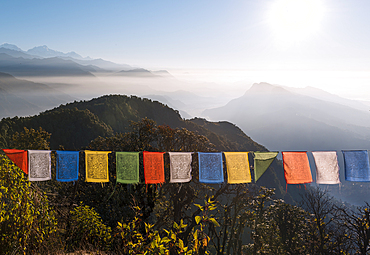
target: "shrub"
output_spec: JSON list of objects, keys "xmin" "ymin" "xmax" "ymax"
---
[
  {"xmin": 0, "ymin": 155, "xmax": 58, "ymax": 254},
  {"xmin": 67, "ymin": 202, "xmax": 112, "ymax": 251}
]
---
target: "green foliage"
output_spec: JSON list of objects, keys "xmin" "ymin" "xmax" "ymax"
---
[
  {"xmin": 79, "ymin": 118, "xmax": 215, "ymax": 230},
  {"xmin": 67, "ymin": 202, "xmax": 112, "ymax": 251},
  {"xmin": 260, "ymin": 200, "xmax": 311, "ymax": 254},
  {"xmin": 88, "ymin": 118, "xmax": 214, "ymax": 152},
  {"xmin": 115, "ymin": 204, "xmax": 215, "ymax": 255},
  {"xmin": 0, "ymin": 98, "xmax": 323, "ymax": 253},
  {"xmin": 0, "ymin": 107, "xmax": 113, "ymax": 150},
  {"xmin": 0, "ymin": 155, "xmax": 58, "ymax": 254},
  {"xmin": 191, "ymin": 198, "xmax": 220, "ymax": 254},
  {"xmin": 240, "ymin": 187, "xmax": 313, "ymax": 254},
  {"xmin": 10, "ymin": 126, "xmax": 51, "ymax": 150},
  {"xmin": 59, "ymin": 95, "xmax": 185, "ymax": 134}
]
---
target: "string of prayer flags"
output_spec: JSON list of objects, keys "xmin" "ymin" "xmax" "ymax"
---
[
  {"xmin": 342, "ymin": 150, "xmax": 370, "ymax": 182},
  {"xmin": 85, "ymin": 151, "xmax": 110, "ymax": 182},
  {"xmin": 143, "ymin": 151, "xmax": 165, "ymax": 184},
  {"xmin": 2, "ymin": 149, "xmax": 28, "ymax": 174},
  {"xmin": 28, "ymin": 150, "xmax": 51, "ymax": 181},
  {"xmin": 253, "ymin": 152, "xmax": 278, "ymax": 182},
  {"xmin": 312, "ymin": 151, "xmax": 340, "ymax": 184},
  {"xmin": 116, "ymin": 152, "xmax": 140, "ymax": 184},
  {"xmin": 224, "ymin": 152, "xmax": 251, "ymax": 184},
  {"xmin": 56, "ymin": 151, "xmax": 79, "ymax": 182},
  {"xmin": 198, "ymin": 152, "xmax": 224, "ymax": 184},
  {"xmin": 169, "ymin": 152, "xmax": 193, "ymax": 183},
  {"xmin": 282, "ymin": 151, "xmax": 312, "ymax": 184}
]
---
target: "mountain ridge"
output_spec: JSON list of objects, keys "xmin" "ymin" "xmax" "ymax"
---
[
  {"xmin": 0, "ymin": 72, "xmax": 75, "ymax": 118},
  {"xmin": 203, "ymin": 82, "xmax": 370, "ymax": 151},
  {"xmin": 0, "ymin": 53, "xmax": 96, "ymax": 77},
  {"xmin": 0, "ymin": 43, "xmax": 132, "ymax": 71}
]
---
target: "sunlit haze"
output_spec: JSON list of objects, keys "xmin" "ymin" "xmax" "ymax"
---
[
  {"xmin": 267, "ymin": 0, "xmax": 325, "ymax": 45},
  {"xmin": 2, "ymin": 0, "xmax": 370, "ymax": 100}
]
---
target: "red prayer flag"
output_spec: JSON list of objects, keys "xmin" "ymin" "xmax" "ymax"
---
[
  {"xmin": 143, "ymin": 151, "xmax": 165, "ymax": 184},
  {"xmin": 282, "ymin": 151, "xmax": 312, "ymax": 184},
  {"xmin": 2, "ymin": 149, "xmax": 28, "ymax": 174}
]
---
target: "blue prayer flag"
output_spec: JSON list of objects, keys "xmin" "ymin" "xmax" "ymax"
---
[
  {"xmin": 198, "ymin": 152, "xmax": 224, "ymax": 183},
  {"xmin": 56, "ymin": 151, "xmax": 79, "ymax": 182},
  {"xmin": 342, "ymin": 150, "xmax": 370, "ymax": 182}
]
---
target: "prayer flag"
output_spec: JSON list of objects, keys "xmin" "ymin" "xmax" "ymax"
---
[
  {"xmin": 28, "ymin": 150, "xmax": 51, "ymax": 181},
  {"xmin": 2, "ymin": 149, "xmax": 28, "ymax": 174},
  {"xmin": 56, "ymin": 151, "xmax": 79, "ymax": 182},
  {"xmin": 85, "ymin": 151, "xmax": 110, "ymax": 182},
  {"xmin": 312, "ymin": 151, "xmax": 340, "ymax": 184},
  {"xmin": 198, "ymin": 152, "xmax": 224, "ymax": 184},
  {"xmin": 253, "ymin": 152, "xmax": 278, "ymax": 182},
  {"xmin": 116, "ymin": 152, "xmax": 140, "ymax": 184},
  {"xmin": 224, "ymin": 152, "xmax": 251, "ymax": 184},
  {"xmin": 342, "ymin": 150, "xmax": 370, "ymax": 182},
  {"xmin": 169, "ymin": 152, "xmax": 193, "ymax": 183},
  {"xmin": 143, "ymin": 151, "xmax": 165, "ymax": 184},
  {"xmin": 282, "ymin": 151, "xmax": 312, "ymax": 184}
]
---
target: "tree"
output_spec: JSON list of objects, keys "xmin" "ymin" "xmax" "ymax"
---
[
  {"xmin": 301, "ymin": 187, "xmax": 351, "ymax": 254},
  {"xmin": 10, "ymin": 126, "xmax": 51, "ymax": 150},
  {"xmin": 0, "ymin": 155, "xmax": 57, "ymax": 254},
  {"xmin": 337, "ymin": 203, "xmax": 370, "ymax": 254},
  {"xmin": 264, "ymin": 200, "xmax": 311, "ymax": 254}
]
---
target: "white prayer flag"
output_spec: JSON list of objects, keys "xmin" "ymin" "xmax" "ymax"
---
[
  {"xmin": 169, "ymin": 152, "xmax": 193, "ymax": 183},
  {"xmin": 312, "ymin": 151, "xmax": 340, "ymax": 184},
  {"xmin": 28, "ymin": 150, "xmax": 52, "ymax": 181}
]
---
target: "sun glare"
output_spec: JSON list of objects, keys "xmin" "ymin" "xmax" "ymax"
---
[{"xmin": 267, "ymin": 0, "xmax": 324, "ymax": 45}]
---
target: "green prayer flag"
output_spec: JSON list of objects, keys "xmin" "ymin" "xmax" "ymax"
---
[
  {"xmin": 116, "ymin": 152, "xmax": 140, "ymax": 184},
  {"xmin": 253, "ymin": 152, "xmax": 278, "ymax": 182}
]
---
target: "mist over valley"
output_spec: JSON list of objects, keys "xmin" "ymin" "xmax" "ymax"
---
[{"xmin": 1, "ymin": 43, "xmax": 370, "ymax": 205}]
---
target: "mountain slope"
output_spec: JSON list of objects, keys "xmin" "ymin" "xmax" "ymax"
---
[
  {"xmin": 56, "ymin": 95, "xmax": 265, "ymax": 151},
  {"xmin": 0, "ymin": 53, "xmax": 95, "ymax": 77},
  {"xmin": 0, "ymin": 43, "xmax": 23, "ymax": 52},
  {"xmin": 0, "ymin": 94, "xmax": 295, "ymax": 200},
  {"xmin": 0, "ymin": 86, "xmax": 41, "ymax": 118},
  {"xmin": 0, "ymin": 48, "xmax": 40, "ymax": 59},
  {"xmin": 112, "ymin": 68, "xmax": 161, "ymax": 77},
  {"xmin": 0, "ymin": 72, "xmax": 75, "ymax": 118},
  {"xmin": 0, "ymin": 107, "xmax": 114, "ymax": 150},
  {"xmin": 203, "ymin": 82, "xmax": 370, "ymax": 151},
  {"xmin": 286, "ymin": 86, "xmax": 370, "ymax": 112},
  {"xmin": 61, "ymin": 57, "xmax": 133, "ymax": 71},
  {"xmin": 26, "ymin": 45, "xmax": 88, "ymax": 60},
  {"xmin": 1, "ymin": 43, "xmax": 133, "ymax": 71}
]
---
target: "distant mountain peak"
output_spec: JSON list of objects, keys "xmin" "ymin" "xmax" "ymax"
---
[
  {"xmin": 38, "ymin": 45, "xmax": 49, "ymax": 50},
  {"xmin": 123, "ymin": 68, "xmax": 151, "ymax": 73},
  {"xmin": 246, "ymin": 82, "xmax": 288, "ymax": 95},
  {"xmin": 27, "ymin": 45, "xmax": 87, "ymax": 60},
  {"xmin": 0, "ymin": 43, "xmax": 23, "ymax": 52},
  {"xmin": 114, "ymin": 68, "xmax": 158, "ymax": 77}
]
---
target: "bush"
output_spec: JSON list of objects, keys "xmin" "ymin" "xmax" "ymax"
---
[
  {"xmin": 67, "ymin": 202, "xmax": 112, "ymax": 251},
  {"xmin": 0, "ymin": 155, "xmax": 58, "ymax": 254}
]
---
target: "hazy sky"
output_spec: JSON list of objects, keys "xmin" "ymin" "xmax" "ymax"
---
[{"xmin": 2, "ymin": 0, "xmax": 370, "ymax": 99}]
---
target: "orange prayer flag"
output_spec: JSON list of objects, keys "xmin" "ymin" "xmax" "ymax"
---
[
  {"xmin": 2, "ymin": 149, "xmax": 28, "ymax": 174},
  {"xmin": 282, "ymin": 151, "xmax": 312, "ymax": 184},
  {"xmin": 143, "ymin": 151, "xmax": 165, "ymax": 184}
]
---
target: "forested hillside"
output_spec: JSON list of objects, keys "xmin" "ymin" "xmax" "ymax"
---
[
  {"xmin": 0, "ymin": 94, "xmax": 289, "ymax": 200},
  {"xmin": 1, "ymin": 94, "xmax": 368, "ymax": 254}
]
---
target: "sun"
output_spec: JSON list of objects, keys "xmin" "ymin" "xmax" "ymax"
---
[{"xmin": 267, "ymin": 0, "xmax": 325, "ymax": 45}]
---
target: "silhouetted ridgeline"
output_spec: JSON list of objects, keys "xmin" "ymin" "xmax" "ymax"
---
[{"xmin": 0, "ymin": 94, "xmax": 296, "ymax": 201}]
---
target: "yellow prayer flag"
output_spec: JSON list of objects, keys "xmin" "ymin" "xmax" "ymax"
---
[
  {"xmin": 224, "ymin": 152, "xmax": 251, "ymax": 184},
  {"xmin": 85, "ymin": 150, "xmax": 111, "ymax": 182}
]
